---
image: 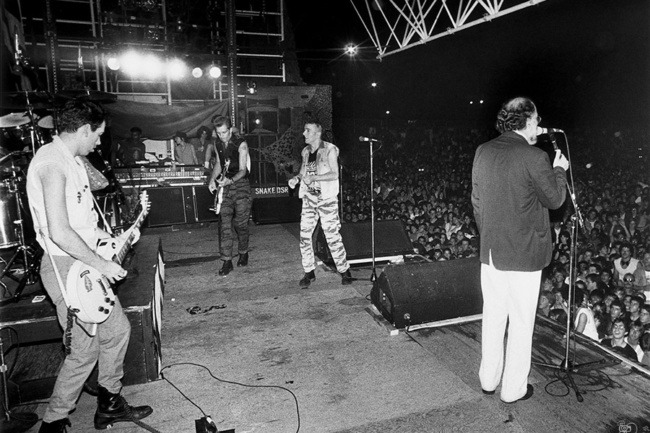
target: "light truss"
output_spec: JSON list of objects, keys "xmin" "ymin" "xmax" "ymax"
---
[{"xmin": 350, "ymin": 0, "xmax": 550, "ymax": 59}]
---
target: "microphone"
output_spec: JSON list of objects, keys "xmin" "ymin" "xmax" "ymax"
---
[
  {"xmin": 536, "ymin": 126, "xmax": 564, "ymax": 135},
  {"xmin": 359, "ymin": 136, "xmax": 378, "ymax": 142}
]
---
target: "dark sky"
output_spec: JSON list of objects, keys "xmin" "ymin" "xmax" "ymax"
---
[{"xmin": 286, "ymin": 0, "xmax": 650, "ymax": 131}]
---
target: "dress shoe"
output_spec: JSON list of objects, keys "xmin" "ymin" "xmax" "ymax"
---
[
  {"xmin": 39, "ymin": 418, "xmax": 71, "ymax": 433},
  {"xmin": 237, "ymin": 252, "xmax": 249, "ymax": 267},
  {"xmin": 218, "ymin": 260, "xmax": 233, "ymax": 276},
  {"xmin": 94, "ymin": 386, "xmax": 153, "ymax": 430},
  {"xmin": 503, "ymin": 384, "xmax": 534, "ymax": 404},
  {"xmin": 340, "ymin": 269, "xmax": 353, "ymax": 285},
  {"xmin": 481, "ymin": 389, "xmax": 495, "ymax": 395},
  {"xmin": 299, "ymin": 270, "xmax": 316, "ymax": 288}
]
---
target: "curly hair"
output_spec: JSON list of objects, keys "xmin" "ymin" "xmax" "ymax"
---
[
  {"xmin": 57, "ymin": 100, "xmax": 106, "ymax": 133},
  {"xmin": 197, "ymin": 125, "xmax": 212, "ymax": 138},
  {"xmin": 495, "ymin": 97, "xmax": 536, "ymax": 133}
]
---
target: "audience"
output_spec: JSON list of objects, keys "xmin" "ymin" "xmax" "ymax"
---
[{"xmin": 340, "ymin": 123, "xmax": 649, "ymax": 364}]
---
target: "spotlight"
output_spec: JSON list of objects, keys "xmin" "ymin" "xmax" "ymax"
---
[
  {"xmin": 167, "ymin": 58, "xmax": 187, "ymax": 80},
  {"xmin": 106, "ymin": 56, "xmax": 120, "ymax": 71},
  {"xmin": 371, "ymin": 82, "xmax": 377, "ymax": 88},
  {"xmin": 121, "ymin": 50, "xmax": 143, "ymax": 77},
  {"xmin": 246, "ymin": 81, "xmax": 257, "ymax": 94},
  {"xmin": 345, "ymin": 44, "xmax": 358, "ymax": 56},
  {"xmin": 208, "ymin": 65, "xmax": 222, "ymax": 79},
  {"xmin": 254, "ymin": 118, "xmax": 261, "ymax": 125},
  {"xmin": 192, "ymin": 67, "xmax": 203, "ymax": 78},
  {"xmin": 385, "ymin": 110, "xmax": 390, "ymax": 115},
  {"xmin": 142, "ymin": 54, "xmax": 162, "ymax": 79}
]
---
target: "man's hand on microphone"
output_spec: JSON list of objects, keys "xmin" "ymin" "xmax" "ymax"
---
[{"xmin": 553, "ymin": 150, "xmax": 569, "ymax": 171}]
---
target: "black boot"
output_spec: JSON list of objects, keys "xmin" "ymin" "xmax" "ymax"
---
[
  {"xmin": 94, "ymin": 386, "xmax": 153, "ymax": 430},
  {"xmin": 340, "ymin": 269, "xmax": 353, "ymax": 285},
  {"xmin": 39, "ymin": 418, "xmax": 71, "ymax": 433},
  {"xmin": 237, "ymin": 252, "xmax": 249, "ymax": 267},
  {"xmin": 299, "ymin": 270, "xmax": 316, "ymax": 288},
  {"xmin": 218, "ymin": 260, "xmax": 234, "ymax": 276}
]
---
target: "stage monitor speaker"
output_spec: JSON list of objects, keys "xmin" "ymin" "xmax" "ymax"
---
[
  {"xmin": 147, "ymin": 187, "xmax": 187, "ymax": 226},
  {"xmin": 192, "ymin": 185, "xmax": 219, "ymax": 222},
  {"xmin": 316, "ymin": 219, "xmax": 413, "ymax": 264},
  {"xmin": 371, "ymin": 257, "xmax": 482, "ymax": 329},
  {"xmin": 252, "ymin": 196, "xmax": 301, "ymax": 224}
]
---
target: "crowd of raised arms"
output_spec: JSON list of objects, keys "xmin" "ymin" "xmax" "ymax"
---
[{"xmin": 340, "ymin": 123, "xmax": 650, "ymax": 367}]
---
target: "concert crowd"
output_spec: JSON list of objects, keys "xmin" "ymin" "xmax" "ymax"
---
[{"xmin": 340, "ymin": 123, "xmax": 650, "ymax": 368}]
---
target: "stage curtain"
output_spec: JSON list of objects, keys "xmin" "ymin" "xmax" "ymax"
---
[{"xmin": 105, "ymin": 99, "xmax": 229, "ymax": 140}]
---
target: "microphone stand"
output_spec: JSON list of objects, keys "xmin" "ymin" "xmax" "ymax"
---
[
  {"xmin": 363, "ymin": 139, "xmax": 377, "ymax": 282},
  {"xmin": 532, "ymin": 132, "xmax": 605, "ymax": 402},
  {"xmin": 353, "ymin": 136, "xmax": 381, "ymax": 281}
]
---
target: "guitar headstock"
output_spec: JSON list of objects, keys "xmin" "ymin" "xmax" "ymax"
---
[{"xmin": 139, "ymin": 191, "xmax": 151, "ymax": 215}]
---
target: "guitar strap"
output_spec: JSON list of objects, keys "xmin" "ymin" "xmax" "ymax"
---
[{"xmin": 32, "ymin": 209, "xmax": 98, "ymax": 339}]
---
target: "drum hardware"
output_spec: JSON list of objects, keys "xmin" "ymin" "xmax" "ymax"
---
[
  {"xmin": 94, "ymin": 191, "xmax": 124, "ymax": 234},
  {"xmin": 0, "ymin": 176, "xmax": 41, "ymax": 306}
]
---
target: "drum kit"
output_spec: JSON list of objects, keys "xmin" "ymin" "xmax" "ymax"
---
[
  {"xmin": 0, "ymin": 150, "xmax": 40, "ymax": 305},
  {"xmin": 0, "ymin": 89, "xmax": 120, "ymax": 304}
]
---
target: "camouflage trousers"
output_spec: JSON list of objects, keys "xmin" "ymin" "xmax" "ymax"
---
[
  {"xmin": 220, "ymin": 178, "xmax": 251, "ymax": 260},
  {"xmin": 300, "ymin": 194, "xmax": 349, "ymax": 273}
]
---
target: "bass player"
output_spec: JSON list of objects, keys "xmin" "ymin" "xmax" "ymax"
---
[{"xmin": 26, "ymin": 100, "xmax": 152, "ymax": 432}]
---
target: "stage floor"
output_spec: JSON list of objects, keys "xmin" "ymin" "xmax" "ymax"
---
[{"xmin": 8, "ymin": 222, "xmax": 650, "ymax": 433}]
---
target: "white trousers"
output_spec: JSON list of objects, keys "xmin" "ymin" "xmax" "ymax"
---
[{"xmin": 479, "ymin": 252, "xmax": 541, "ymax": 402}]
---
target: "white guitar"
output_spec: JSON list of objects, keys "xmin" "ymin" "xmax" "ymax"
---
[{"xmin": 65, "ymin": 192, "xmax": 150, "ymax": 324}]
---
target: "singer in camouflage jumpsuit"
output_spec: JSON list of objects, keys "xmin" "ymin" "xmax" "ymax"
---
[{"xmin": 288, "ymin": 121, "xmax": 352, "ymax": 287}]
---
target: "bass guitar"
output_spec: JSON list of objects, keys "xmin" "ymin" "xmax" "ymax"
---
[
  {"xmin": 213, "ymin": 159, "xmax": 230, "ymax": 214},
  {"xmin": 65, "ymin": 192, "xmax": 150, "ymax": 324}
]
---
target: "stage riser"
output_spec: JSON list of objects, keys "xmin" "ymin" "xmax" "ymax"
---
[{"xmin": 371, "ymin": 258, "xmax": 483, "ymax": 329}]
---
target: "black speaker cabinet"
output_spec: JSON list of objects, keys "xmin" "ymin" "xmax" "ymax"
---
[
  {"xmin": 252, "ymin": 196, "xmax": 302, "ymax": 224},
  {"xmin": 146, "ymin": 186, "xmax": 219, "ymax": 227},
  {"xmin": 192, "ymin": 185, "xmax": 219, "ymax": 222},
  {"xmin": 316, "ymin": 219, "xmax": 413, "ymax": 264},
  {"xmin": 147, "ymin": 187, "xmax": 187, "ymax": 226},
  {"xmin": 371, "ymin": 257, "xmax": 483, "ymax": 329}
]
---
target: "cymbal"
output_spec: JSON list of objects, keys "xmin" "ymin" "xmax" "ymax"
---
[
  {"xmin": 2, "ymin": 91, "xmax": 56, "ymax": 109},
  {"xmin": 38, "ymin": 115, "xmax": 55, "ymax": 129},
  {"xmin": 0, "ymin": 112, "xmax": 29, "ymax": 128}
]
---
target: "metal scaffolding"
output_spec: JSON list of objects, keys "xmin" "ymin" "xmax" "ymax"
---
[{"xmin": 349, "ymin": 0, "xmax": 550, "ymax": 59}]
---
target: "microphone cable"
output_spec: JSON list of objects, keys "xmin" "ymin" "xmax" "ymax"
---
[{"xmin": 160, "ymin": 362, "xmax": 301, "ymax": 433}]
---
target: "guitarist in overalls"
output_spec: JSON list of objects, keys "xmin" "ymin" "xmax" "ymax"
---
[
  {"xmin": 26, "ymin": 101, "xmax": 152, "ymax": 432},
  {"xmin": 208, "ymin": 115, "xmax": 251, "ymax": 276}
]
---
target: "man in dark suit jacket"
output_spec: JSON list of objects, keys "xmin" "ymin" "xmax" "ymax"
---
[{"xmin": 471, "ymin": 97, "xmax": 569, "ymax": 403}]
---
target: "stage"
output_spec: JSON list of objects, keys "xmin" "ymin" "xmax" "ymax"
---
[{"xmin": 3, "ymin": 223, "xmax": 650, "ymax": 433}]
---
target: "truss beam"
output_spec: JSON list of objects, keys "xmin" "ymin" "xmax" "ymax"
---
[{"xmin": 350, "ymin": 0, "xmax": 549, "ymax": 59}]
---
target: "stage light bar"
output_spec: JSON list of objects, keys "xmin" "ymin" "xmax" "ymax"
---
[{"xmin": 109, "ymin": 51, "xmax": 188, "ymax": 80}]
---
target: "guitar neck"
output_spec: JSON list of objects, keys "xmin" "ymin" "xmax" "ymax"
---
[{"xmin": 113, "ymin": 211, "xmax": 146, "ymax": 264}]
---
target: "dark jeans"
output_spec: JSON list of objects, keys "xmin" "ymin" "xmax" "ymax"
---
[{"xmin": 219, "ymin": 178, "xmax": 251, "ymax": 260}]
